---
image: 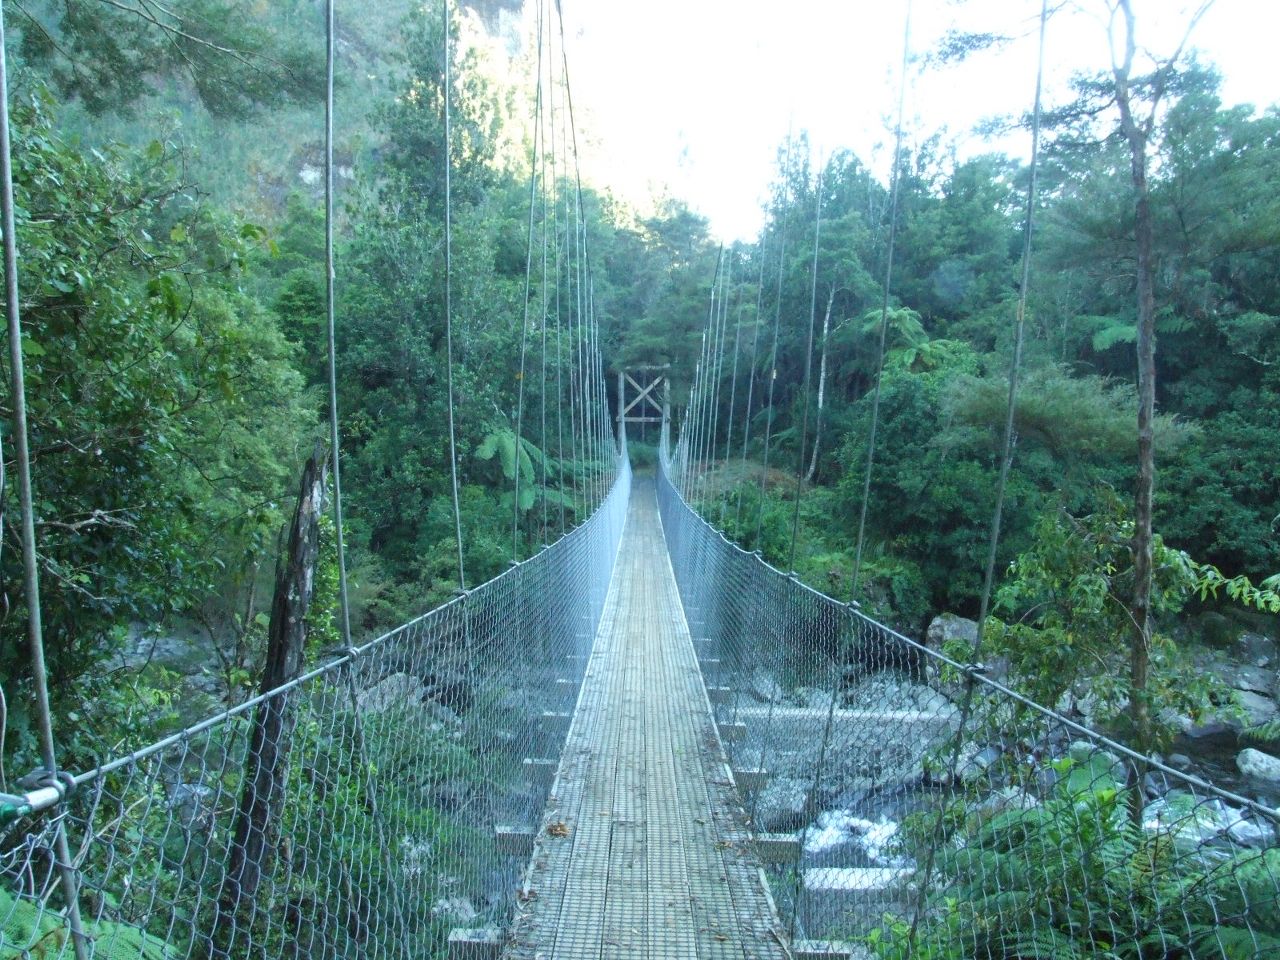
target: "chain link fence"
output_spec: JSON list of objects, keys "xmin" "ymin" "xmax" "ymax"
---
[
  {"xmin": 0, "ymin": 458, "xmax": 630, "ymax": 960},
  {"xmin": 658, "ymin": 456, "xmax": 1280, "ymax": 959}
]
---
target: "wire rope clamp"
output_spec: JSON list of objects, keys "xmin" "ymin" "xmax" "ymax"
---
[{"xmin": 1, "ymin": 768, "xmax": 75, "ymax": 822}]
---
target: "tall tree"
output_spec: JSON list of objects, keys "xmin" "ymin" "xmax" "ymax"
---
[{"xmin": 1108, "ymin": 0, "xmax": 1213, "ymax": 753}]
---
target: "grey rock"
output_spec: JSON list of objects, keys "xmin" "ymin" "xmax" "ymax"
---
[
  {"xmin": 1143, "ymin": 771, "xmax": 1176, "ymax": 798},
  {"xmin": 431, "ymin": 896, "xmax": 478, "ymax": 924},
  {"xmin": 1222, "ymin": 664, "xmax": 1276, "ymax": 696},
  {"xmin": 1143, "ymin": 790, "xmax": 1277, "ymax": 850},
  {"xmin": 1238, "ymin": 748, "xmax": 1280, "ymax": 784},
  {"xmin": 796, "ymin": 686, "xmax": 839, "ymax": 712},
  {"xmin": 750, "ymin": 668, "xmax": 785, "ymax": 704},
  {"xmin": 1034, "ymin": 765, "xmax": 1059, "ymax": 791},
  {"xmin": 1236, "ymin": 633, "xmax": 1277, "ymax": 669},
  {"xmin": 1168, "ymin": 753, "xmax": 1194, "ymax": 771},
  {"xmin": 976, "ymin": 787, "xmax": 1037, "ymax": 816},
  {"xmin": 358, "ymin": 672, "xmax": 427, "ymax": 714},
  {"xmin": 753, "ymin": 776, "xmax": 812, "ymax": 832},
  {"xmin": 956, "ymin": 744, "xmax": 1001, "ymax": 785},
  {"xmin": 1234, "ymin": 689, "xmax": 1278, "ymax": 727},
  {"xmin": 1183, "ymin": 720, "xmax": 1236, "ymax": 741},
  {"xmin": 925, "ymin": 613, "xmax": 978, "ymax": 651}
]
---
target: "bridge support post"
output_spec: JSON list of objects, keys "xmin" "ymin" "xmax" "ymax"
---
[{"xmin": 618, "ymin": 366, "xmax": 670, "ymax": 450}]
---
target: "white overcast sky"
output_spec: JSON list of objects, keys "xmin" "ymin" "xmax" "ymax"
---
[{"xmin": 548, "ymin": 0, "xmax": 1279, "ymax": 241}]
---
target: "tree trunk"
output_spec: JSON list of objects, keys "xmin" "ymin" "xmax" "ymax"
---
[
  {"xmin": 805, "ymin": 286, "xmax": 835, "ymax": 483},
  {"xmin": 1113, "ymin": 0, "xmax": 1155, "ymax": 758},
  {"xmin": 214, "ymin": 444, "xmax": 329, "ymax": 951}
]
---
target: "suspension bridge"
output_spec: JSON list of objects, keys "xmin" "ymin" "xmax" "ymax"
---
[{"xmin": 0, "ymin": 0, "xmax": 1277, "ymax": 958}]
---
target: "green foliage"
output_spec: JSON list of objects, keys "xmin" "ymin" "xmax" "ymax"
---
[
  {"xmin": 869, "ymin": 760, "xmax": 1280, "ymax": 959},
  {"xmin": 0, "ymin": 885, "xmax": 176, "ymax": 958},
  {"xmin": 989, "ymin": 490, "xmax": 1241, "ymax": 742},
  {"xmin": 626, "ymin": 442, "xmax": 658, "ymax": 469},
  {"xmin": 15, "ymin": 0, "xmax": 325, "ymax": 118},
  {"xmin": 0, "ymin": 90, "xmax": 313, "ymax": 769}
]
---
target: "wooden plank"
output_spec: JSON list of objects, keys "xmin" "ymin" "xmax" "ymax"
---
[{"xmin": 502, "ymin": 478, "xmax": 786, "ymax": 959}]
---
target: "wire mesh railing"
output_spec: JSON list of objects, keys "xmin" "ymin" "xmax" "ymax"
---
[
  {"xmin": 657, "ymin": 455, "xmax": 1280, "ymax": 960},
  {"xmin": 0, "ymin": 456, "xmax": 630, "ymax": 960}
]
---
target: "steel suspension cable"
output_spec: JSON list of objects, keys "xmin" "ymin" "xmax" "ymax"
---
[
  {"xmin": 688, "ymin": 347, "xmax": 706, "ymax": 495},
  {"xmin": 553, "ymin": 165, "xmax": 568, "ymax": 534},
  {"xmin": 974, "ymin": 0, "xmax": 1048, "ymax": 653},
  {"xmin": 850, "ymin": 1, "xmax": 912, "ymax": 597},
  {"xmin": 705, "ymin": 252, "xmax": 734, "ymax": 512},
  {"xmin": 0, "ymin": 6, "xmax": 90, "ymax": 956},
  {"xmin": 566, "ymin": 214, "xmax": 582, "ymax": 521},
  {"xmin": 693, "ymin": 249, "xmax": 724, "ymax": 504},
  {"xmin": 511, "ymin": 0, "xmax": 546, "ymax": 561},
  {"xmin": 719, "ymin": 271, "xmax": 746, "ymax": 528},
  {"xmin": 786, "ymin": 156, "xmax": 825, "ymax": 573},
  {"xmin": 323, "ymin": 0, "xmax": 354, "ymax": 648},
  {"xmin": 554, "ymin": 1, "xmax": 610, "ymax": 500},
  {"xmin": 907, "ymin": 3, "xmax": 1050, "ymax": 950},
  {"xmin": 755, "ymin": 133, "xmax": 795, "ymax": 545},
  {"xmin": 538, "ymin": 22, "xmax": 551, "ymax": 544},
  {"xmin": 594, "ymin": 286, "xmax": 611, "ymax": 466},
  {"xmin": 735, "ymin": 240, "xmax": 767, "ymax": 528},
  {"xmin": 323, "ymin": 9, "xmax": 414, "ymax": 951},
  {"xmin": 442, "ymin": 0, "xmax": 466, "ymax": 590}
]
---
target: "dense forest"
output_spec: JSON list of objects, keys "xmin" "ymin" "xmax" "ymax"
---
[
  {"xmin": 658, "ymin": 60, "xmax": 1280, "ymax": 745},
  {"xmin": 0, "ymin": 0, "xmax": 1276, "ymax": 795}
]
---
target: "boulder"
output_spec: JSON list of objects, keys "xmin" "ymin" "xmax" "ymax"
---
[
  {"xmin": 431, "ymin": 896, "xmax": 478, "ymax": 924},
  {"xmin": 423, "ymin": 671, "xmax": 473, "ymax": 715},
  {"xmin": 957, "ymin": 745, "xmax": 1002, "ymax": 785},
  {"xmin": 1221, "ymin": 664, "xmax": 1276, "ymax": 697},
  {"xmin": 796, "ymin": 686, "xmax": 840, "ymax": 713},
  {"xmin": 1237, "ymin": 748, "xmax": 1280, "ymax": 784},
  {"xmin": 753, "ymin": 776, "xmax": 812, "ymax": 832},
  {"xmin": 358, "ymin": 672, "xmax": 427, "ymax": 714},
  {"xmin": 750, "ymin": 668, "xmax": 786, "ymax": 704},
  {"xmin": 845, "ymin": 675, "xmax": 952, "ymax": 714},
  {"xmin": 1235, "ymin": 632, "xmax": 1277, "ymax": 669},
  {"xmin": 925, "ymin": 613, "xmax": 978, "ymax": 652},
  {"xmin": 1234, "ymin": 689, "xmax": 1278, "ymax": 727},
  {"xmin": 1142, "ymin": 790, "xmax": 1277, "ymax": 850}
]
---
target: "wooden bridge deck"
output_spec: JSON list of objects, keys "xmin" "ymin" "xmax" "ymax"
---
[{"xmin": 504, "ymin": 476, "xmax": 789, "ymax": 960}]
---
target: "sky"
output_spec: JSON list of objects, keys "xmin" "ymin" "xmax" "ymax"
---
[{"xmin": 547, "ymin": 0, "xmax": 1280, "ymax": 241}]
